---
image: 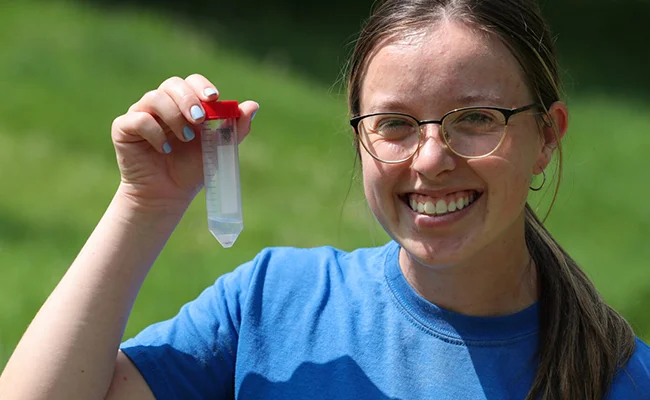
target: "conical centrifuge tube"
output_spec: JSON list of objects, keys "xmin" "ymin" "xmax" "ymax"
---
[{"xmin": 200, "ymin": 100, "xmax": 243, "ymax": 248}]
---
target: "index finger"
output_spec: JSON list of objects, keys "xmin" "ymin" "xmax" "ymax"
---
[{"xmin": 185, "ymin": 73, "xmax": 220, "ymax": 102}]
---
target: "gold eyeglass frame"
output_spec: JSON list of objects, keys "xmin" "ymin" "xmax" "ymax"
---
[{"xmin": 350, "ymin": 103, "xmax": 542, "ymax": 164}]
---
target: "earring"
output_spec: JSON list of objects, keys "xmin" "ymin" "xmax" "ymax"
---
[{"xmin": 529, "ymin": 169, "xmax": 546, "ymax": 191}]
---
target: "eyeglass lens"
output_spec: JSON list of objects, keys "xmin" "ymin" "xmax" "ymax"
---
[{"xmin": 358, "ymin": 108, "xmax": 507, "ymax": 161}]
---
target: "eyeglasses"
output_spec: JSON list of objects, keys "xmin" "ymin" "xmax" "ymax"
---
[{"xmin": 350, "ymin": 104, "xmax": 542, "ymax": 163}]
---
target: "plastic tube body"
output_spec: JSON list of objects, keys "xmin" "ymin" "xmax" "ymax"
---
[{"xmin": 201, "ymin": 118, "xmax": 243, "ymax": 247}]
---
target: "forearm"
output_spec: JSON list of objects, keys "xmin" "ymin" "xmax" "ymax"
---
[{"xmin": 0, "ymin": 189, "xmax": 188, "ymax": 400}]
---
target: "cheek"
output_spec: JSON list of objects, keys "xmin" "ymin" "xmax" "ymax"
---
[
  {"xmin": 489, "ymin": 130, "xmax": 541, "ymax": 189},
  {"xmin": 360, "ymin": 155, "xmax": 380, "ymax": 211},
  {"xmin": 468, "ymin": 149, "xmax": 534, "ymax": 211},
  {"xmin": 360, "ymin": 154, "xmax": 403, "ymax": 213}
]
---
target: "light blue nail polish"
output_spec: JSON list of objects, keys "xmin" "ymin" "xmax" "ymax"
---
[
  {"xmin": 203, "ymin": 88, "xmax": 218, "ymax": 97},
  {"xmin": 163, "ymin": 142, "xmax": 172, "ymax": 154},
  {"xmin": 190, "ymin": 105, "xmax": 205, "ymax": 120},
  {"xmin": 251, "ymin": 109, "xmax": 258, "ymax": 121},
  {"xmin": 183, "ymin": 126, "xmax": 195, "ymax": 141}
]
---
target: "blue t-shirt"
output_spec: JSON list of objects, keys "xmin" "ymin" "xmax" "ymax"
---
[{"xmin": 121, "ymin": 241, "xmax": 650, "ymax": 399}]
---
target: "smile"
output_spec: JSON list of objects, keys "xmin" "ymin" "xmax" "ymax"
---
[{"xmin": 404, "ymin": 190, "xmax": 481, "ymax": 216}]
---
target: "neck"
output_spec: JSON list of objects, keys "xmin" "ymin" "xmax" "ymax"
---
[{"xmin": 398, "ymin": 215, "xmax": 538, "ymax": 317}]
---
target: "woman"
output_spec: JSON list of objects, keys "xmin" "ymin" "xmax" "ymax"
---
[{"xmin": 1, "ymin": 0, "xmax": 648, "ymax": 399}]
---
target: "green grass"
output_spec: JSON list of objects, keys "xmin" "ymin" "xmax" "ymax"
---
[
  {"xmin": 0, "ymin": 1, "xmax": 384, "ymax": 367},
  {"xmin": 1, "ymin": 0, "xmax": 649, "ymax": 368}
]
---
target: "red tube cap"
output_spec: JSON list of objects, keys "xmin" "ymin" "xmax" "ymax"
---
[{"xmin": 201, "ymin": 100, "xmax": 241, "ymax": 120}]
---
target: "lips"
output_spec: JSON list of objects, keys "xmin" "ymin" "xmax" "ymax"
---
[{"xmin": 401, "ymin": 190, "xmax": 482, "ymax": 216}]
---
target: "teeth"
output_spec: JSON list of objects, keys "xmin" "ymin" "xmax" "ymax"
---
[
  {"xmin": 408, "ymin": 192, "xmax": 478, "ymax": 216},
  {"xmin": 435, "ymin": 199, "xmax": 447, "ymax": 214}
]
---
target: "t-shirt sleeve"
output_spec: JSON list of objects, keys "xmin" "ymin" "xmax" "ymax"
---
[
  {"xmin": 120, "ymin": 258, "xmax": 258, "ymax": 400},
  {"xmin": 607, "ymin": 338, "xmax": 650, "ymax": 399}
]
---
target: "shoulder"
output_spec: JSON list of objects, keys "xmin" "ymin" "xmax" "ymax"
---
[
  {"xmin": 240, "ymin": 241, "xmax": 396, "ymax": 284},
  {"xmin": 228, "ymin": 242, "xmax": 397, "ymax": 315},
  {"xmin": 252, "ymin": 242, "xmax": 393, "ymax": 267},
  {"xmin": 608, "ymin": 337, "xmax": 650, "ymax": 399}
]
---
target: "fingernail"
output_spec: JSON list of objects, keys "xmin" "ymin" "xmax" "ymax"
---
[
  {"xmin": 183, "ymin": 126, "xmax": 195, "ymax": 141},
  {"xmin": 163, "ymin": 142, "xmax": 172, "ymax": 154},
  {"xmin": 190, "ymin": 105, "xmax": 205, "ymax": 121},
  {"xmin": 251, "ymin": 109, "xmax": 258, "ymax": 121},
  {"xmin": 203, "ymin": 88, "xmax": 218, "ymax": 97}
]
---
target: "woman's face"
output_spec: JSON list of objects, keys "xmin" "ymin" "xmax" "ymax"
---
[{"xmin": 359, "ymin": 21, "xmax": 563, "ymax": 267}]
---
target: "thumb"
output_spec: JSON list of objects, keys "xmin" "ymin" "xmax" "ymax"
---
[{"xmin": 236, "ymin": 100, "xmax": 259, "ymax": 144}]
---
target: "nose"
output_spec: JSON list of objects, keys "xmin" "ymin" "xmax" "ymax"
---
[{"xmin": 410, "ymin": 124, "xmax": 456, "ymax": 179}]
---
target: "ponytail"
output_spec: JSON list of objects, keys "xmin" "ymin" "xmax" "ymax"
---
[{"xmin": 524, "ymin": 204, "xmax": 636, "ymax": 399}]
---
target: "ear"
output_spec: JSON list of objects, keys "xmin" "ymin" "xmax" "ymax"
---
[{"xmin": 534, "ymin": 101, "xmax": 569, "ymax": 174}]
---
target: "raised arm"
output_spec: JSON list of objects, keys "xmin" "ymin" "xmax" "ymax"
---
[{"xmin": 0, "ymin": 74, "xmax": 259, "ymax": 400}]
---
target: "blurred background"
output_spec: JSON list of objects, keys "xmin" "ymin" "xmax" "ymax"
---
[{"xmin": 1, "ymin": 0, "xmax": 649, "ymax": 368}]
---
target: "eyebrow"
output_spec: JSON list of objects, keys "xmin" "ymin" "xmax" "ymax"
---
[
  {"xmin": 365, "ymin": 98, "xmax": 411, "ymax": 114},
  {"xmin": 453, "ymin": 93, "xmax": 503, "ymax": 106},
  {"xmin": 366, "ymin": 93, "xmax": 504, "ymax": 113}
]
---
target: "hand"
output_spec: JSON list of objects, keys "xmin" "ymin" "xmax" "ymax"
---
[{"xmin": 111, "ymin": 74, "xmax": 259, "ymax": 212}]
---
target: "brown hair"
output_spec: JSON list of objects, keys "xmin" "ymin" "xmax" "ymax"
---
[{"xmin": 346, "ymin": 0, "xmax": 636, "ymax": 398}]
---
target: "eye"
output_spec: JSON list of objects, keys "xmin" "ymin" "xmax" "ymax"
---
[
  {"xmin": 377, "ymin": 116, "xmax": 412, "ymax": 130},
  {"xmin": 446, "ymin": 109, "xmax": 504, "ymax": 135},
  {"xmin": 362, "ymin": 114, "xmax": 417, "ymax": 140},
  {"xmin": 456, "ymin": 110, "xmax": 497, "ymax": 124}
]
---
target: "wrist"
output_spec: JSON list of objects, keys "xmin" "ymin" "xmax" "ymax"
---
[
  {"xmin": 115, "ymin": 183, "xmax": 195, "ymax": 220},
  {"xmin": 87, "ymin": 188, "xmax": 189, "ymax": 271}
]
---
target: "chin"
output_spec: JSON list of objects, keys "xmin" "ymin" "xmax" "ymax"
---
[
  {"xmin": 396, "ymin": 235, "xmax": 478, "ymax": 269},
  {"xmin": 377, "ymin": 200, "xmax": 486, "ymax": 268}
]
